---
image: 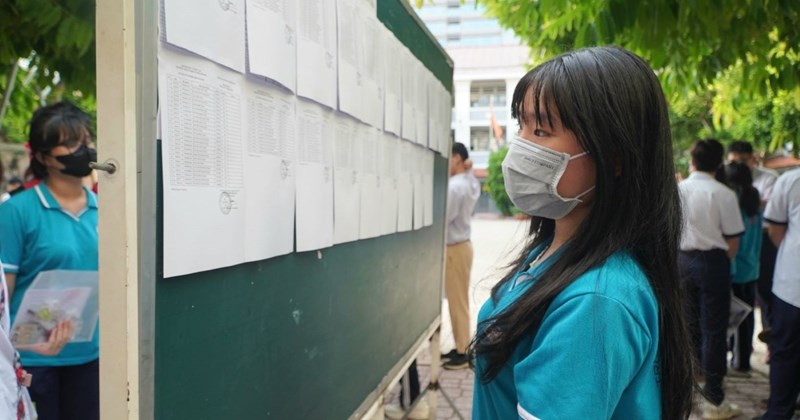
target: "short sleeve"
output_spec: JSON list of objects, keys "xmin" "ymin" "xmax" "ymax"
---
[
  {"xmin": 720, "ymin": 190, "xmax": 746, "ymax": 237},
  {"xmin": 513, "ymin": 294, "xmax": 652, "ymax": 420},
  {"xmin": 764, "ymin": 176, "xmax": 788, "ymax": 225},
  {"xmin": 759, "ymin": 174, "xmax": 777, "ymax": 202},
  {"xmin": 446, "ymin": 180, "xmax": 463, "ymax": 224},
  {"xmin": 0, "ymin": 203, "xmax": 25, "ymax": 273}
]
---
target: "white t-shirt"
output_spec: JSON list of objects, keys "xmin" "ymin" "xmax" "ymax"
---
[
  {"xmin": 446, "ymin": 171, "xmax": 481, "ymax": 245},
  {"xmin": 0, "ymin": 263, "xmax": 34, "ymax": 420},
  {"xmin": 679, "ymin": 172, "xmax": 745, "ymax": 251},
  {"xmin": 764, "ymin": 168, "xmax": 800, "ymax": 308},
  {"xmin": 753, "ymin": 166, "xmax": 779, "ymax": 202}
]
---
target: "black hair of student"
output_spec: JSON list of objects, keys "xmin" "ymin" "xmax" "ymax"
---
[
  {"xmin": 452, "ymin": 142, "xmax": 469, "ymax": 161},
  {"xmin": 691, "ymin": 139, "xmax": 725, "ymax": 172},
  {"xmin": 28, "ymin": 100, "xmax": 94, "ymax": 180},
  {"xmin": 728, "ymin": 140, "xmax": 754, "ymax": 155},
  {"xmin": 469, "ymin": 46, "xmax": 695, "ymax": 419},
  {"xmin": 725, "ymin": 162, "xmax": 760, "ymax": 218}
]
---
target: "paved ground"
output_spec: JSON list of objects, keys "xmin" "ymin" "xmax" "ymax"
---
[{"xmin": 383, "ymin": 218, "xmax": 784, "ymax": 420}]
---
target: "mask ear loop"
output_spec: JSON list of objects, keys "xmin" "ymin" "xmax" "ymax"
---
[
  {"xmin": 574, "ymin": 185, "xmax": 596, "ymax": 200},
  {"xmin": 569, "ymin": 151, "xmax": 590, "ymax": 160},
  {"xmin": 555, "ymin": 151, "xmax": 594, "ymax": 200}
]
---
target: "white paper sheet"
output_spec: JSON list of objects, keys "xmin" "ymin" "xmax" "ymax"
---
[
  {"xmin": 396, "ymin": 139, "xmax": 414, "ymax": 232},
  {"xmin": 383, "ymin": 27, "xmax": 402, "ymax": 136},
  {"xmin": 297, "ymin": 0, "xmax": 337, "ymax": 108},
  {"xmin": 440, "ymin": 85, "xmax": 453, "ymax": 156},
  {"xmin": 428, "ymin": 79, "xmax": 452, "ymax": 156},
  {"xmin": 427, "ymin": 77, "xmax": 439, "ymax": 154},
  {"xmin": 333, "ymin": 114, "xmax": 361, "ymax": 244},
  {"xmin": 245, "ymin": 0, "xmax": 296, "ymax": 91},
  {"xmin": 361, "ymin": 15, "xmax": 384, "ymax": 129},
  {"xmin": 423, "ymin": 149, "xmax": 434, "ymax": 227},
  {"xmin": 242, "ymin": 80, "xmax": 297, "ymax": 262},
  {"xmin": 160, "ymin": 48, "xmax": 247, "ymax": 277},
  {"xmin": 401, "ymin": 47, "xmax": 417, "ymax": 143},
  {"xmin": 381, "ymin": 132, "xmax": 399, "ymax": 235},
  {"xmin": 415, "ymin": 64, "xmax": 430, "ymax": 148},
  {"xmin": 337, "ymin": 0, "xmax": 364, "ymax": 121},
  {"xmin": 295, "ymin": 99, "xmax": 335, "ymax": 252},
  {"xmin": 412, "ymin": 145, "xmax": 425, "ymax": 230},
  {"xmin": 164, "ymin": 0, "xmax": 246, "ymax": 72},
  {"xmin": 359, "ymin": 125, "xmax": 382, "ymax": 239}
]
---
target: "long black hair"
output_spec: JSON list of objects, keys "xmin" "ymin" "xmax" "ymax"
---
[
  {"xmin": 725, "ymin": 161, "xmax": 760, "ymax": 218},
  {"xmin": 470, "ymin": 46, "xmax": 694, "ymax": 419},
  {"xmin": 28, "ymin": 101, "xmax": 94, "ymax": 179}
]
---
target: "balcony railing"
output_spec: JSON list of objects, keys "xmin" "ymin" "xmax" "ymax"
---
[{"xmin": 469, "ymin": 106, "xmax": 508, "ymax": 122}]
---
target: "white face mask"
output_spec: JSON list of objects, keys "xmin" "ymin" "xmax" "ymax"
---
[{"xmin": 501, "ymin": 136, "xmax": 595, "ymax": 219}]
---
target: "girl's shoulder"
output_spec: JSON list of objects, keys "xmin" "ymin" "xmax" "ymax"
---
[
  {"xmin": 0, "ymin": 188, "xmax": 39, "ymax": 217},
  {"xmin": 552, "ymin": 252, "xmax": 658, "ymax": 323}
]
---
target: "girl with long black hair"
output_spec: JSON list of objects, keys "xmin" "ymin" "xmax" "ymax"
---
[
  {"xmin": 470, "ymin": 46, "xmax": 695, "ymax": 419},
  {"xmin": 724, "ymin": 161, "xmax": 763, "ymax": 376}
]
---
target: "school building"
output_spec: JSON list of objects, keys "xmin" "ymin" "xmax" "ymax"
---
[{"xmin": 414, "ymin": 0, "xmax": 531, "ymax": 214}]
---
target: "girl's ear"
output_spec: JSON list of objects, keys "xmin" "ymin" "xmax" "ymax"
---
[{"xmin": 34, "ymin": 151, "xmax": 47, "ymax": 165}]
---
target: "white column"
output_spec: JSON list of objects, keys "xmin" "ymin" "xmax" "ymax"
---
[
  {"xmin": 96, "ymin": 0, "xmax": 149, "ymax": 418},
  {"xmin": 505, "ymin": 78, "xmax": 518, "ymax": 146},
  {"xmin": 453, "ymin": 79, "xmax": 471, "ymax": 149}
]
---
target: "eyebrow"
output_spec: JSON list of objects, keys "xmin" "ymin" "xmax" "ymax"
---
[{"xmin": 522, "ymin": 112, "xmax": 557, "ymax": 128}]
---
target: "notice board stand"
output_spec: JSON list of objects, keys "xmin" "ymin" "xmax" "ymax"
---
[{"xmin": 96, "ymin": 0, "xmax": 454, "ymax": 418}]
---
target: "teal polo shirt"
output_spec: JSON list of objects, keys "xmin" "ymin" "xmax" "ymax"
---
[
  {"xmin": 473, "ymin": 244, "xmax": 662, "ymax": 419},
  {"xmin": 731, "ymin": 211, "xmax": 762, "ymax": 283},
  {"xmin": 0, "ymin": 184, "xmax": 99, "ymax": 367}
]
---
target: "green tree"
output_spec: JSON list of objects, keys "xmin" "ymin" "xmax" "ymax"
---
[
  {"xmin": 0, "ymin": 1, "xmax": 95, "ymax": 138},
  {"xmin": 0, "ymin": 0, "xmax": 95, "ymax": 92},
  {"xmin": 0, "ymin": 59, "xmax": 96, "ymax": 144},
  {"xmin": 463, "ymin": 0, "xmax": 800, "ymax": 155},
  {"xmin": 476, "ymin": 0, "xmax": 800, "ymax": 99},
  {"xmin": 486, "ymin": 147, "xmax": 517, "ymax": 216}
]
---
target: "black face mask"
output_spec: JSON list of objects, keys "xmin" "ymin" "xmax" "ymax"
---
[{"xmin": 53, "ymin": 145, "xmax": 97, "ymax": 178}]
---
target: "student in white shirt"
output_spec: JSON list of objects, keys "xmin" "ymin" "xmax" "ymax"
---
[
  {"xmin": 758, "ymin": 168, "xmax": 800, "ymax": 419},
  {"xmin": 728, "ymin": 141, "xmax": 780, "ymax": 342},
  {"xmin": 678, "ymin": 139, "xmax": 745, "ymax": 419},
  {"xmin": 441, "ymin": 142, "xmax": 481, "ymax": 370},
  {"xmin": 0, "ymin": 261, "xmax": 72, "ymax": 420}
]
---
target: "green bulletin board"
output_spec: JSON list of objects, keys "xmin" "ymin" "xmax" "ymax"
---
[{"xmin": 153, "ymin": 1, "xmax": 454, "ymax": 418}]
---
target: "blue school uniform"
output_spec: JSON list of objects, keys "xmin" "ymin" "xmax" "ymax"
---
[
  {"xmin": 0, "ymin": 184, "xmax": 98, "ymax": 367},
  {"xmin": 731, "ymin": 211, "xmax": 762, "ymax": 283},
  {"xmin": 473, "ymin": 243, "xmax": 662, "ymax": 419}
]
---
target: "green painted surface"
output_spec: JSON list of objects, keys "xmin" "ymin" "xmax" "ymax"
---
[{"xmin": 154, "ymin": 2, "xmax": 453, "ymax": 418}]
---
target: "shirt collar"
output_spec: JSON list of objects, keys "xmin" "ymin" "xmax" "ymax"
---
[
  {"xmin": 34, "ymin": 183, "xmax": 97, "ymax": 210},
  {"xmin": 688, "ymin": 171, "xmax": 715, "ymax": 181}
]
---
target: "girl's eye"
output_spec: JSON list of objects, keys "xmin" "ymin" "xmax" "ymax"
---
[{"xmin": 533, "ymin": 128, "xmax": 548, "ymax": 137}]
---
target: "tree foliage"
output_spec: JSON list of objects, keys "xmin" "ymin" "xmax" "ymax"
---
[
  {"xmin": 0, "ymin": 1, "xmax": 96, "ymax": 144},
  {"xmin": 0, "ymin": 0, "xmax": 96, "ymax": 92},
  {"xmin": 0, "ymin": 61, "xmax": 95, "ymax": 143},
  {"xmin": 477, "ymin": 0, "xmax": 800, "ymax": 98},
  {"xmin": 465, "ymin": 0, "xmax": 800, "ymax": 155},
  {"xmin": 486, "ymin": 146, "xmax": 517, "ymax": 216}
]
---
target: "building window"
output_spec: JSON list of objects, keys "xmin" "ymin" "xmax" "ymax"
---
[
  {"xmin": 470, "ymin": 81, "xmax": 506, "ymax": 108},
  {"xmin": 446, "ymin": 16, "xmax": 460, "ymax": 25},
  {"xmin": 470, "ymin": 126, "xmax": 506, "ymax": 152},
  {"xmin": 446, "ymin": 0, "xmax": 459, "ymax": 8},
  {"xmin": 446, "ymin": 33, "xmax": 460, "ymax": 42},
  {"xmin": 470, "ymin": 127, "xmax": 491, "ymax": 151}
]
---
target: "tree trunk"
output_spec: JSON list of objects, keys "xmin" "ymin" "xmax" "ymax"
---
[{"xmin": 0, "ymin": 60, "xmax": 20, "ymax": 128}]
